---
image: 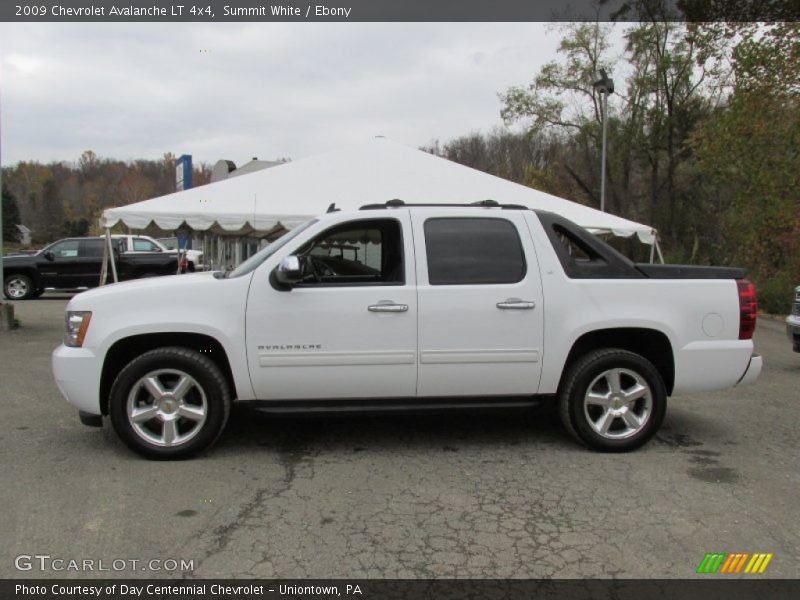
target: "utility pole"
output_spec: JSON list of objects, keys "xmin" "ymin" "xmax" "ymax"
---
[
  {"xmin": 0, "ymin": 87, "xmax": 11, "ymax": 329},
  {"xmin": 0, "ymin": 88, "xmax": 4, "ymax": 298},
  {"xmin": 592, "ymin": 69, "xmax": 614, "ymax": 213}
]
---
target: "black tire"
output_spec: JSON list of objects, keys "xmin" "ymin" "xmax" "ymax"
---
[
  {"xmin": 109, "ymin": 347, "xmax": 231, "ymax": 459},
  {"xmin": 3, "ymin": 274, "xmax": 35, "ymax": 300},
  {"xmin": 559, "ymin": 349, "xmax": 666, "ymax": 452}
]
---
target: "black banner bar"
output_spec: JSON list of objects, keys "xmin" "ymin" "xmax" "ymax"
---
[
  {"xmin": 2, "ymin": 0, "xmax": 799, "ymax": 23},
  {"xmin": 4, "ymin": 579, "xmax": 800, "ymax": 600}
]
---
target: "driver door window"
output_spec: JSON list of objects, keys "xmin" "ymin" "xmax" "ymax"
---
[
  {"xmin": 50, "ymin": 240, "xmax": 80, "ymax": 258},
  {"xmin": 295, "ymin": 219, "xmax": 404, "ymax": 286}
]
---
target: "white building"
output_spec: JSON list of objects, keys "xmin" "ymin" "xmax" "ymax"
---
[{"xmin": 16, "ymin": 224, "xmax": 32, "ymax": 246}]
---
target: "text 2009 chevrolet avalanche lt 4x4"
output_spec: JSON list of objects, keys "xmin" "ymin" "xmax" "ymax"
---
[{"xmin": 52, "ymin": 202, "xmax": 762, "ymax": 459}]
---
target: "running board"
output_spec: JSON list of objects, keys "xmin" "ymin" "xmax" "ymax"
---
[{"xmin": 245, "ymin": 396, "xmax": 553, "ymax": 416}]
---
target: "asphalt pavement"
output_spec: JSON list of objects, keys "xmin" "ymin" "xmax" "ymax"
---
[{"xmin": 1, "ymin": 294, "xmax": 798, "ymax": 579}]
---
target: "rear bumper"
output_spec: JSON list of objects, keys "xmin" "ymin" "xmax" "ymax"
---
[
  {"xmin": 736, "ymin": 354, "xmax": 762, "ymax": 387},
  {"xmin": 673, "ymin": 340, "xmax": 758, "ymax": 394},
  {"xmin": 787, "ymin": 315, "xmax": 800, "ymax": 351}
]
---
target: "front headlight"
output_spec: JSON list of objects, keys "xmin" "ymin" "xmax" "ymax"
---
[{"xmin": 64, "ymin": 311, "xmax": 92, "ymax": 347}]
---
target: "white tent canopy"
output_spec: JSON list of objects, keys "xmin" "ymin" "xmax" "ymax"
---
[{"xmin": 102, "ymin": 137, "xmax": 656, "ymax": 244}]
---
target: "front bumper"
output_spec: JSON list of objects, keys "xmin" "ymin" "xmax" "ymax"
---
[
  {"xmin": 52, "ymin": 344, "xmax": 102, "ymax": 414},
  {"xmin": 787, "ymin": 315, "xmax": 800, "ymax": 352},
  {"xmin": 736, "ymin": 354, "xmax": 763, "ymax": 387}
]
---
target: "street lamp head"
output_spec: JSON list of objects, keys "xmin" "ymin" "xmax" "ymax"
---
[
  {"xmin": 593, "ymin": 68, "xmax": 607, "ymax": 82},
  {"xmin": 592, "ymin": 68, "xmax": 615, "ymax": 94}
]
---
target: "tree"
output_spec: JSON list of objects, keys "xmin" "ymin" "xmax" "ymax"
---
[
  {"xmin": 4, "ymin": 150, "xmax": 217, "ymax": 244},
  {"xmin": 34, "ymin": 178, "xmax": 67, "ymax": 244},
  {"xmin": 499, "ymin": 7, "xmax": 721, "ymax": 263},
  {"xmin": 423, "ymin": 128, "xmax": 558, "ymax": 189},
  {"xmin": 500, "ymin": 22, "xmax": 616, "ymax": 210},
  {"xmin": 623, "ymin": 17, "xmax": 713, "ymax": 249},
  {"xmin": 690, "ymin": 22, "xmax": 800, "ymax": 312},
  {"xmin": 63, "ymin": 219, "xmax": 90, "ymax": 237},
  {"xmin": 2, "ymin": 185, "xmax": 22, "ymax": 243}
]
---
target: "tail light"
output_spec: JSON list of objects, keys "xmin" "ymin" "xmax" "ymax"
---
[{"xmin": 737, "ymin": 279, "xmax": 757, "ymax": 340}]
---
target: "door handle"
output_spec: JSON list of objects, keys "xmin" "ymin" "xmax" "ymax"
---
[
  {"xmin": 368, "ymin": 302, "xmax": 409, "ymax": 313},
  {"xmin": 496, "ymin": 298, "xmax": 536, "ymax": 310}
]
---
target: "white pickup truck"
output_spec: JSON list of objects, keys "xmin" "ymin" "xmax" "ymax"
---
[
  {"xmin": 116, "ymin": 235, "xmax": 204, "ymax": 272},
  {"xmin": 51, "ymin": 201, "xmax": 762, "ymax": 459}
]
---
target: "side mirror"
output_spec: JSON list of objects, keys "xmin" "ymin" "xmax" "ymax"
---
[
  {"xmin": 273, "ymin": 256, "xmax": 303, "ymax": 288},
  {"xmin": 44, "ymin": 251, "xmax": 55, "ymax": 261}
]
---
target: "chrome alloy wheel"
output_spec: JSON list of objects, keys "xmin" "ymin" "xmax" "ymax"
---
[
  {"xmin": 126, "ymin": 369, "xmax": 208, "ymax": 447},
  {"xmin": 583, "ymin": 368, "xmax": 653, "ymax": 439},
  {"xmin": 5, "ymin": 276, "xmax": 30, "ymax": 299}
]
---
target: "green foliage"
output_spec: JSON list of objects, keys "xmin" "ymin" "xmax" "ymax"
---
[
  {"xmin": 2, "ymin": 185, "xmax": 22, "ymax": 243},
  {"xmin": 691, "ymin": 22, "xmax": 800, "ymax": 312},
  {"xmin": 3, "ymin": 153, "xmax": 212, "ymax": 246},
  {"xmin": 63, "ymin": 219, "xmax": 90, "ymax": 237},
  {"xmin": 500, "ymin": 22, "xmax": 613, "ymax": 136},
  {"xmin": 755, "ymin": 271, "xmax": 796, "ymax": 316},
  {"xmin": 493, "ymin": 15, "xmax": 799, "ymax": 313}
]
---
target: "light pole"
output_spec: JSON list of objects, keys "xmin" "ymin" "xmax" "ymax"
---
[
  {"xmin": 592, "ymin": 69, "xmax": 614, "ymax": 213},
  {"xmin": 0, "ymin": 90, "xmax": 4, "ymax": 300}
]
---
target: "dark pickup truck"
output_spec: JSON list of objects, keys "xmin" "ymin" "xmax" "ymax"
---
[{"xmin": 3, "ymin": 237, "xmax": 178, "ymax": 300}]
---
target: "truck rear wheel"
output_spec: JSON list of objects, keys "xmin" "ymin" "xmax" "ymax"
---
[
  {"xmin": 109, "ymin": 347, "xmax": 231, "ymax": 459},
  {"xmin": 559, "ymin": 349, "xmax": 666, "ymax": 452}
]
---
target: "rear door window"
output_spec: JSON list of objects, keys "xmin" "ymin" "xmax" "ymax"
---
[
  {"xmin": 80, "ymin": 240, "xmax": 106, "ymax": 258},
  {"xmin": 424, "ymin": 217, "xmax": 526, "ymax": 285},
  {"xmin": 132, "ymin": 238, "xmax": 160, "ymax": 252}
]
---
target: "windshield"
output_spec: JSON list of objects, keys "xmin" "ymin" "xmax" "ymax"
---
[{"xmin": 226, "ymin": 219, "xmax": 318, "ymax": 278}]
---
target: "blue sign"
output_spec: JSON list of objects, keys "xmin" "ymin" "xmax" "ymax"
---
[{"xmin": 176, "ymin": 154, "xmax": 192, "ymax": 190}]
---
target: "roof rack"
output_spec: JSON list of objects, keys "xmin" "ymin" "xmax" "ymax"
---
[{"xmin": 359, "ymin": 199, "xmax": 529, "ymax": 211}]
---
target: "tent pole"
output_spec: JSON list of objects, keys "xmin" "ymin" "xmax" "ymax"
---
[
  {"xmin": 105, "ymin": 227, "xmax": 118, "ymax": 283},
  {"xmin": 655, "ymin": 236, "xmax": 665, "ymax": 264},
  {"xmin": 649, "ymin": 240, "xmax": 655, "ymax": 264},
  {"xmin": 99, "ymin": 236, "xmax": 109, "ymax": 286},
  {"xmin": 176, "ymin": 234, "xmax": 183, "ymax": 275}
]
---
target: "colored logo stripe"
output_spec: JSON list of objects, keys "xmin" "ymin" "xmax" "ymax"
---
[
  {"xmin": 697, "ymin": 553, "xmax": 773, "ymax": 574},
  {"xmin": 720, "ymin": 553, "xmax": 749, "ymax": 573},
  {"xmin": 697, "ymin": 553, "xmax": 726, "ymax": 573},
  {"xmin": 745, "ymin": 553, "xmax": 773, "ymax": 574}
]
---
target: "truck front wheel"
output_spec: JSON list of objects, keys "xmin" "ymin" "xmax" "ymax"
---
[
  {"xmin": 4, "ymin": 274, "xmax": 35, "ymax": 300},
  {"xmin": 559, "ymin": 349, "xmax": 666, "ymax": 452},
  {"xmin": 109, "ymin": 347, "xmax": 231, "ymax": 459}
]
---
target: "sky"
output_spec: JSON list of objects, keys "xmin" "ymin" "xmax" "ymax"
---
[{"xmin": 0, "ymin": 22, "xmax": 625, "ymax": 168}]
